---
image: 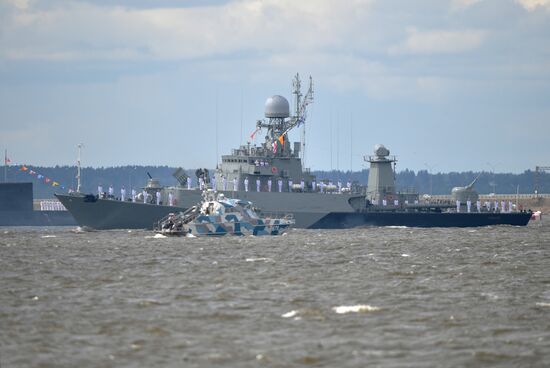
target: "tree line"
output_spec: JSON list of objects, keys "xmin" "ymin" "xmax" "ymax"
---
[{"xmin": 4, "ymin": 165, "xmax": 548, "ymax": 199}]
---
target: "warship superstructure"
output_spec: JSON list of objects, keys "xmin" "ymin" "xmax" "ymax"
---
[{"xmin": 56, "ymin": 75, "xmax": 531, "ymax": 229}]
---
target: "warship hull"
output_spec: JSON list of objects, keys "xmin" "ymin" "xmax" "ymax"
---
[
  {"xmin": 310, "ymin": 211, "xmax": 532, "ymax": 228},
  {"xmin": 56, "ymin": 190, "xmax": 354, "ymax": 230},
  {"xmin": 55, "ymin": 192, "xmax": 532, "ymax": 230}
]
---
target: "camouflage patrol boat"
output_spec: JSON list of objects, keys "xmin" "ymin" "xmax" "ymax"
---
[{"xmin": 155, "ymin": 190, "xmax": 294, "ymax": 236}]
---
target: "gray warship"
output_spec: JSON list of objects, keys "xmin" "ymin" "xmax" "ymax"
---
[
  {"xmin": 56, "ymin": 75, "xmax": 531, "ymax": 229},
  {"xmin": 57, "ymin": 74, "xmax": 364, "ymax": 229}
]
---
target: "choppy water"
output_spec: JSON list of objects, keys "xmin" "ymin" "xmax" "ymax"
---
[{"xmin": 1, "ymin": 221, "xmax": 550, "ymax": 367}]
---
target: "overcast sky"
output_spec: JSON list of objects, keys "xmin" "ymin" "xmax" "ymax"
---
[{"xmin": 1, "ymin": 0, "xmax": 549, "ymax": 173}]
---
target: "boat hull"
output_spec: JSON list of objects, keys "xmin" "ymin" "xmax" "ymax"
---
[
  {"xmin": 55, "ymin": 194, "xmax": 187, "ymax": 230},
  {"xmin": 309, "ymin": 211, "xmax": 532, "ymax": 228},
  {"xmin": 55, "ymin": 192, "xmax": 341, "ymax": 229},
  {"xmin": 56, "ymin": 193, "xmax": 532, "ymax": 229},
  {"xmin": 171, "ymin": 217, "xmax": 292, "ymax": 237}
]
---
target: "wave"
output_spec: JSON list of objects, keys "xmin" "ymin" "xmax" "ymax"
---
[
  {"xmin": 246, "ymin": 257, "xmax": 271, "ymax": 262},
  {"xmin": 332, "ymin": 305, "xmax": 381, "ymax": 314}
]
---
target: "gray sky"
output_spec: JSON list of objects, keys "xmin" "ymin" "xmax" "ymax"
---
[{"xmin": 1, "ymin": 0, "xmax": 549, "ymax": 173}]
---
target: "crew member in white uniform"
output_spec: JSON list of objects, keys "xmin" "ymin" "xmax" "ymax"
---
[
  {"xmin": 156, "ymin": 190, "xmax": 161, "ymax": 205},
  {"xmin": 121, "ymin": 187, "xmax": 126, "ymax": 201},
  {"xmin": 132, "ymin": 189, "xmax": 137, "ymax": 202}
]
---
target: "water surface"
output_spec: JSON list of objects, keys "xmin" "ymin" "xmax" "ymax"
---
[{"xmin": 1, "ymin": 222, "xmax": 549, "ymax": 367}]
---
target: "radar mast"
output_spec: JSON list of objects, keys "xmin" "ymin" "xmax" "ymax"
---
[
  {"xmin": 254, "ymin": 74, "xmax": 314, "ymax": 159},
  {"xmin": 76, "ymin": 143, "xmax": 83, "ymax": 193}
]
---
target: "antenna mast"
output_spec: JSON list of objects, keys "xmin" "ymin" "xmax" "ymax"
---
[
  {"xmin": 291, "ymin": 74, "xmax": 313, "ymax": 165},
  {"xmin": 76, "ymin": 143, "xmax": 83, "ymax": 193}
]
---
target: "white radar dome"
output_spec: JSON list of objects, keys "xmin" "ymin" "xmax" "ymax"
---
[
  {"xmin": 265, "ymin": 95, "xmax": 290, "ymax": 118},
  {"xmin": 374, "ymin": 144, "xmax": 390, "ymax": 157}
]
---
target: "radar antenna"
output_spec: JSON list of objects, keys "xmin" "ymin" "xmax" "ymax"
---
[{"xmin": 255, "ymin": 74, "xmax": 314, "ymax": 158}]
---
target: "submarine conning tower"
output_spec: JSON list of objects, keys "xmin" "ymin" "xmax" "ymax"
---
[{"xmin": 365, "ymin": 144, "xmax": 397, "ymax": 203}]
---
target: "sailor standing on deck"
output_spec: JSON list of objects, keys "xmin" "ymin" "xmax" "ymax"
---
[
  {"xmin": 142, "ymin": 190, "xmax": 148, "ymax": 204},
  {"xmin": 244, "ymin": 177, "xmax": 249, "ymax": 192},
  {"xmin": 466, "ymin": 200, "xmax": 471, "ymax": 213},
  {"xmin": 168, "ymin": 192, "xmax": 174, "ymax": 206},
  {"xmin": 267, "ymin": 179, "xmax": 272, "ymax": 192},
  {"xmin": 278, "ymin": 179, "xmax": 283, "ymax": 193},
  {"xmin": 132, "ymin": 189, "xmax": 137, "ymax": 202},
  {"xmin": 300, "ymin": 180, "xmax": 305, "ymax": 192},
  {"xmin": 98, "ymin": 184, "xmax": 103, "ymax": 198},
  {"xmin": 476, "ymin": 200, "xmax": 481, "ymax": 212},
  {"xmin": 222, "ymin": 176, "xmax": 227, "ymax": 191},
  {"xmin": 187, "ymin": 177, "xmax": 192, "ymax": 190},
  {"xmin": 108, "ymin": 185, "xmax": 114, "ymax": 199},
  {"xmin": 233, "ymin": 177, "xmax": 238, "ymax": 191},
  {"xmin": 256, "ymin": 178, "xmax": 261, "ymax": 192},
  {"xmin": 288, "ymin": 180, "xmax": 293, "ymax": 192},
  {"xmin": 312, "ymin": 181, "xmax": 316, "ymax": 191},
  {"xmin": 121, "ymin": 187, "xmax": 126, "ymax": 201},
  {"xmin": 156, "ymin": 190, "xmax": 161, "ymax": 205}
]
